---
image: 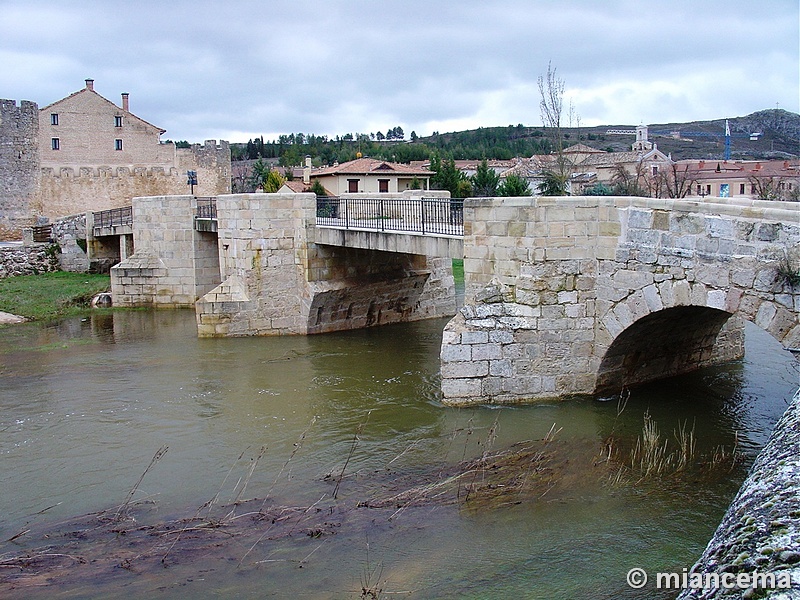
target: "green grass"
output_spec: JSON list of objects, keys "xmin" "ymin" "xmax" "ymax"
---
[
  {"xmin": 452, "ymin": 259, "xmax": 464, "ymax": 285},
  {"xmin": 0, "ymin": 271, "xmax": 111, "ymax": 322}
]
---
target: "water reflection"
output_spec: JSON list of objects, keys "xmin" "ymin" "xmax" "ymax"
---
[{"xmin": 0, "ymin": 310, "xmax": 796, "ymax": 599}]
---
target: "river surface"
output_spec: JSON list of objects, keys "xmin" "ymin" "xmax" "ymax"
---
[{"xmin": 0, "ymin": 310, "xmax": 797, "ymax": 599}]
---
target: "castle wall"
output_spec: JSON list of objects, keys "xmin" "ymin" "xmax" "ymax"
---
[
  {"xmin": 37, "ymin": 141, "xmax": 231, "ymax": 219},
  {"xmin": 1, "ymin": 88, "xmax": 232, "ymax": 231}
]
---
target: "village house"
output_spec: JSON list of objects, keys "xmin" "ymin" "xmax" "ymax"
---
[
  {"xmin": 309, "ymin": 157, "xmax": 432, "ymax": 195},
  {"xmin": 557, "ymin": 126, "xmax": 673, "ymax": 194},
  {"xmin": 40, "ymin": 79, "xmax": 171, "ymax": 169}
]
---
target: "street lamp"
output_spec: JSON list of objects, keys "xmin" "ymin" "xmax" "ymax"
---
[{"xmin": 187, "ymin": 170, "xmax": 198, "ymax": 195}]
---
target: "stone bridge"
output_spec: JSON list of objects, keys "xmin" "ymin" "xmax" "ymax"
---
[
  {"xmin": 440, "ymin": 196, "xmax": 799, "ymax": 405},
  {"xmin": 108, "ymin": 193, "xmax": 799, "ymax": 404}
]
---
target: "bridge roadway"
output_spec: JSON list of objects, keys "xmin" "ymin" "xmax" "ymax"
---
[{"xmin": 314, "ymin": 194, "xmax": 463, "ymax": 259}]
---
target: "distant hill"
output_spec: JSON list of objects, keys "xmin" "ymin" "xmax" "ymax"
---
[
  {"xmin": 230, "ymin": 109, "xmax": 799, "ymax": 164},
  {"xmin": 417, "ymin": 109, "xmax": 800, "ymax": 161}
]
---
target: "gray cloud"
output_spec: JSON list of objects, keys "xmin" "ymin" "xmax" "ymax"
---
[{"xmin": 1, "ymin": 0, "xmax": 797, "ymax": 142}]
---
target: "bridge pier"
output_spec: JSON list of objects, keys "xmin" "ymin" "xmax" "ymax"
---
[
  {"xmin": 110, "ymin": 196, "xmax": 220, "ymax": 307},
  {"xmin": 195, "ymin": 193, "xmax": 457, "ymax": 337},
  {"xmin": 440, "ymin": 196, "xmax": 800, "ymax": 405}
]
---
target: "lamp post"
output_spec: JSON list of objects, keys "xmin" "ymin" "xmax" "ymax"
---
[{"xmin": 187, "ymin": 170, "xmax": 197, "ymax": 195}]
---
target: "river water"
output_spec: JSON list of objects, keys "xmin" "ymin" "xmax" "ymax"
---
[{"xmin": 0, "ymin": 310, "xmax": 797, "ymax": 599}]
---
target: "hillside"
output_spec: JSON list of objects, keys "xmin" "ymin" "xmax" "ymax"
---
[
  {"xmin": 230, "ymin": 109, "xmax": 799, "ymax": 164},
  {"xmin": 418, "ymin": 109, "xmax": 800, "ymax": 161}
]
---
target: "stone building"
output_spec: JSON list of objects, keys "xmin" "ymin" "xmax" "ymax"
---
[
  {"xmin": 679, "ymin": 158, "xmax": 800, "ymax": 200},
  {"xmin": 0, "ymin": 79, "xmax": 231, "ymax": 238}
]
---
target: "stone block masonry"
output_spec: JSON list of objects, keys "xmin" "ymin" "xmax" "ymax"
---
[
  {"xmin": 111, "ymin": 196, "xmax": 220, "ymax": 308},
  {"xmin": 440, "ymin": 196, "xmax": 800, "ymax": 406},
  {"xmin": 195, "ymin": 193, "xmax": 456, "ymax": 337},
  {"xmin": 37, "ymin": 140, "xmax": 231, "ymax": 220}
]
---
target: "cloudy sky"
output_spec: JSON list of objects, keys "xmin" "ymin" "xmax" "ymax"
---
[{"xmin": 1, "ymin": 0, "xmax": 797, "ymax": 143}]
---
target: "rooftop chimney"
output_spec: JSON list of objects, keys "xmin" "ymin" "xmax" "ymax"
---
[
  {"xmin": 85, "ymin": 79, "xmax": 94, "ymax": 91},
  {"xmin": 303, "ymin": 155, "xmax": 311, "ymax": 184},
  {"xmin": 121, "ymin": 93, "xmax": 129, "ymax": 112}
]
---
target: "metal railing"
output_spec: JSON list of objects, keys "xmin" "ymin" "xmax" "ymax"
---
[
  {"xmin": 316, "ymin": 197, "xmax": 463, "ymax": 237},
  {"xmin": 195, "ymin": 197, "xmax": 217, "ymax": 220},
  {"xmin": 93, "ymin": 206, "xmax": 133, "ymax": 230}
]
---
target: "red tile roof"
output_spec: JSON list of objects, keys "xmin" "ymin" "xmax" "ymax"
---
[{"xmin": 313, "ymin": 158, "xmax": 432, "ymax": 177}]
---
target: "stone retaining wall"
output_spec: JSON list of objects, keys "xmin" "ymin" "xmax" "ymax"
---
[
  {"xmin": 0, "ymin": 244, "xmax": 60, "ymax": 278},
  {"xmin": 51, "ymin": 213, "xmax": 89, "ymax": 272}
]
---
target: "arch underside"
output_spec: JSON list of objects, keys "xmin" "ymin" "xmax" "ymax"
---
[{"xmin": 595, "ymin": 306, "xmax": 744, "ymax": 395}]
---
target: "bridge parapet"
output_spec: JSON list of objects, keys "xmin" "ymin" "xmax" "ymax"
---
[{"xmin": 441, "ymin": 196, "xmax": 800, "ymax": 405}]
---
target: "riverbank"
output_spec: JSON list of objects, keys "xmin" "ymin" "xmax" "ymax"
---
[{"xmin": 0, "ymin": 272, "xmax": 110, "ymax": 322}]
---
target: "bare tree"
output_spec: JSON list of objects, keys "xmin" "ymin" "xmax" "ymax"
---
[
  {"xmin": 610, "ymin": 162, "xmax": 648, "ymax": 196},
  {"xmin": 748, "ymin": 174, "xmax": 786, "ymax": 201},
  {"xmin": 663, "ymin": 163, "xmax": 697, "ymax": 198},
  {"xmin": 538, "ymin": 61, "xmax": 569, "ymax": 195},
  {"xmin": 231, "ymin": 161, "xmax": 253, "ymax": 193}
]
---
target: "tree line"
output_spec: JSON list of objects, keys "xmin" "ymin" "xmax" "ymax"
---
[{"xmin": 231, "ymin": 124, "xmax": 557, "ymax": 167}]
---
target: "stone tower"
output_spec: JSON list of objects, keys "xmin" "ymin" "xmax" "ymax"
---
[{"xmin": 0, "ymin": 99, "xmax": 40, "ymax": 237}]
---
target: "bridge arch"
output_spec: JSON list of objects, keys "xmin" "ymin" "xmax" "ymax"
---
[
  {"xmin": 595, "ymin": 272, "xmax": 799, "ymax": 394},
  {"xmin": 595, "ymin": 305, "xmax": 740, "ymax": 394}
]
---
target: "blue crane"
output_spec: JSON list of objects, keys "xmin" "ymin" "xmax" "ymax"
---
[
  {"xmin": 608, "ymin": 121, "xmax": 761, "ymax": 160},
  {"xmin": 649, "ymin": 121, "xmax": 760, "ymax": 160}
]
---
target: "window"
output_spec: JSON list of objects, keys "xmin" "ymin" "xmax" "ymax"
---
[
  {"xmin": 50, "ymin": 113, "xmax": 59, "ymax": 125},
  {"xmin": 740, "ymin": 183, "xmax": 745, "ymax": 195},
  {"xmin": 651, "ymin": 165, "xmax": 658, "ymax": 177},
  {"xmin": 115, "ymin": 139, "xmax": 123, "ymax": 151},
  {"xmin": 115, "ymin": 115, "xmax": 123, "ymax": 127},
  {"xmin": 720, "ymin": 183, "xmax": 729, "ymax": 198},
  {"xmin": 379, "ymin": 179, "xmax": 389, "ymax": 193},
  {"xmin": 347, "ymin": 179, "xmax": 359, "ymax": 193},
  {"xmin": 51, "ymin": 138, "xmax": 60, "ymax": 150}
]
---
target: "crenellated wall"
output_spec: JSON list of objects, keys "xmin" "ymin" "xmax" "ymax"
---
[{"xmin": 36, "ymin": 140, "xmax": 231, "ymax": 219}]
